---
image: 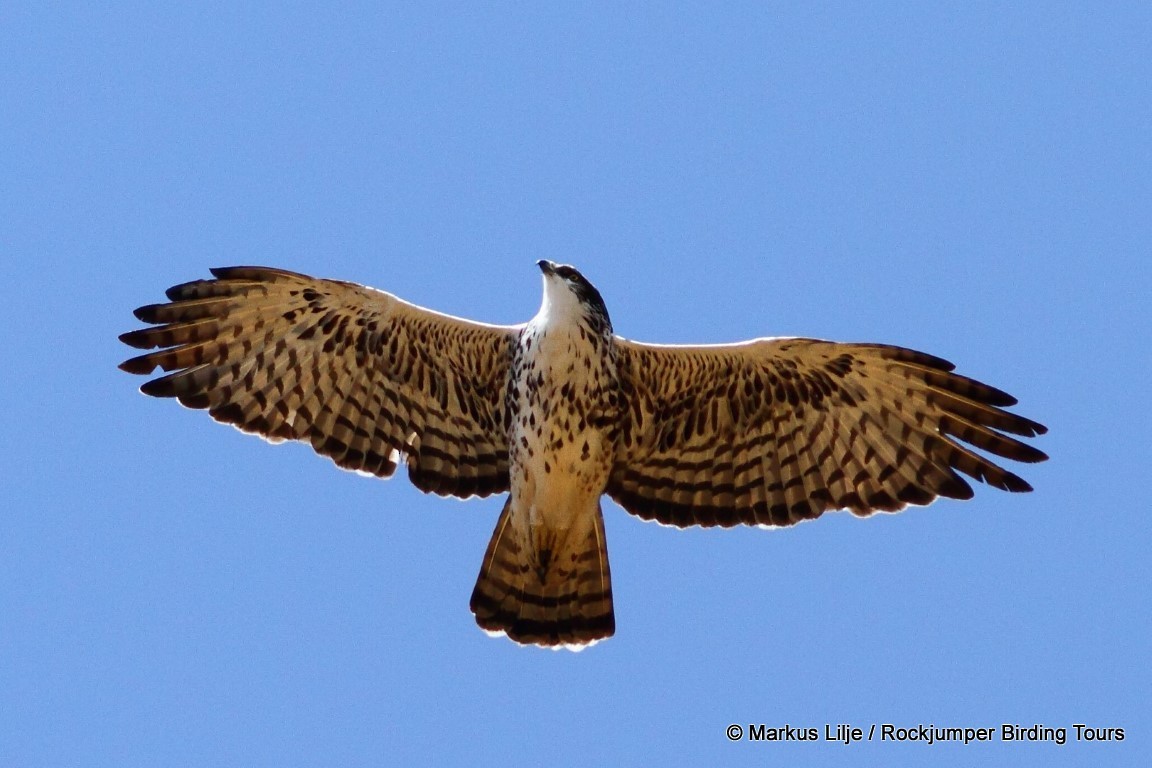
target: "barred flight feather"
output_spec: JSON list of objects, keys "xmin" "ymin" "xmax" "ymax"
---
[{"xmin": 607, "ymin": 339, "xmax": 1047, "ymax": 528}]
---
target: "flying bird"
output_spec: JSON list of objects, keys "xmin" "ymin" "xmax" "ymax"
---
[{"xmin": 120, "ymin": 262, "xmax": 1047, "ymax": 648}]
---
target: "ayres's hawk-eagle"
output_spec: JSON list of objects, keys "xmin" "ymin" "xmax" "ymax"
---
[{"xmin": 121, "ymin": 262, "xmax": 1047, "ymax": 648}]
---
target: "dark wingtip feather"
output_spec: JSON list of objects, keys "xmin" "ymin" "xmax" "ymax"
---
[
  {"xmin": 164, "ymin": 280, "xmax": 201, "ymax": 301},
  {"xmin": 139, "ymin": 375, "xmax": 176, "ymax": 398},
  {"xmin": 979, "ymin": 384, "xmax": 1018, "ymax": 408},
  {"xmin": 1013, "ymin": 443, "xmax": 1048, "ymax": 464},
  {"xmin": 878, "ymin": 344, "xmax": 956, "ymax": 372},
  {"xmin": 209, "ymin": 265, "xmax": 303, "ymax": 281},
  {"xmin": 133, "ymin": 303, "xmax": 162, "ymax": 322},
  {"xmin": 119, "ymin": 328, "xmax": 155, "ymax": 349},
  {"xmin": 1002, "ymin": 474, "xmax": 1034, "ymax": 493},
  {"xmin": 119, "ymin": 353, "xmax": 158, "ymax": 375},
  {"xmin": 996, "ymin": 414, "xmax": 1048, "ymax": 439}
]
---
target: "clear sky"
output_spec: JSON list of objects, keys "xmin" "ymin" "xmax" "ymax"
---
[{"xmin": 2, "ymin": 3, "xmax": 1148, "ymax": 766}]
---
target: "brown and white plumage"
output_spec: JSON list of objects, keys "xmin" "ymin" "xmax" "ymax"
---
[
  {"xmin": 609, "ymin": 338, "xmax": 1047, "ymax": 528},
  {"xmin": 120, "ymin": 267, "xmax": 517, "ymax": 498},
  {"xmin": 120, "ymin": 263, "xmax": 1047, "ymax": 649}
]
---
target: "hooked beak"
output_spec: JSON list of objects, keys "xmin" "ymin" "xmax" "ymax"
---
[{"xmin": 537, "ymin": 259, "xmax": 558, "ymax": 276}]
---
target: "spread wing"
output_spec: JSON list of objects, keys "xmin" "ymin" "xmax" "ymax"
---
[
  {"xmin": 120, "ymin": 266, "xmax": 519, "ymax": 498},
  {"xmin": 608, "ymin": 337, "xmax": 1047, "ymax": 528}
]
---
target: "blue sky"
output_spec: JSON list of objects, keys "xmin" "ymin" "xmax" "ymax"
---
[{"xmin": 2, "ymin": 2, "xmax": 1148, "ymax": 766}]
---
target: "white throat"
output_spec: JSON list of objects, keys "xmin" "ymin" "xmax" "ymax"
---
[{"xmin": 532, "ymin": 275, "xmax": 585, "ymax": 329}]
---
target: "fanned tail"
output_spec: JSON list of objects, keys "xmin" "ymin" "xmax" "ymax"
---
[{"xmin": 470, "ymin": 499, "xmax": 614, "ymax": 648}]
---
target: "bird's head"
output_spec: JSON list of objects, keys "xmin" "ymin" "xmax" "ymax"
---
[{"xmin": 536, "ymin": 260, "xmax": 612, "ymax": 334}]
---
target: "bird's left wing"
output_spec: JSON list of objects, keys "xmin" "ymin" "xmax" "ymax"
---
[
  {"xmin": 120, "ymin": 267, "xmax": 519, "ymax": 498},
  {"xmin": 608, "ymin": 337, "xmax": 1047, "ymax": 528}
]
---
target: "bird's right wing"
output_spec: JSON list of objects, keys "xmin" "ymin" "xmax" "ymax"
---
[
  {"xmin": 608, "ymin": 337, "xmax": 1047, "ymax": 528},
  {"xmin": 120, "ymin": 266, "xmax": 519, "ymax": 498}
]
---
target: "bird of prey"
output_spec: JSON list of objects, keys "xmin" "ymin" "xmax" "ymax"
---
[{"xmin": 120, "ymin": 262, "xmax": 1047, "ymax": 648}]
